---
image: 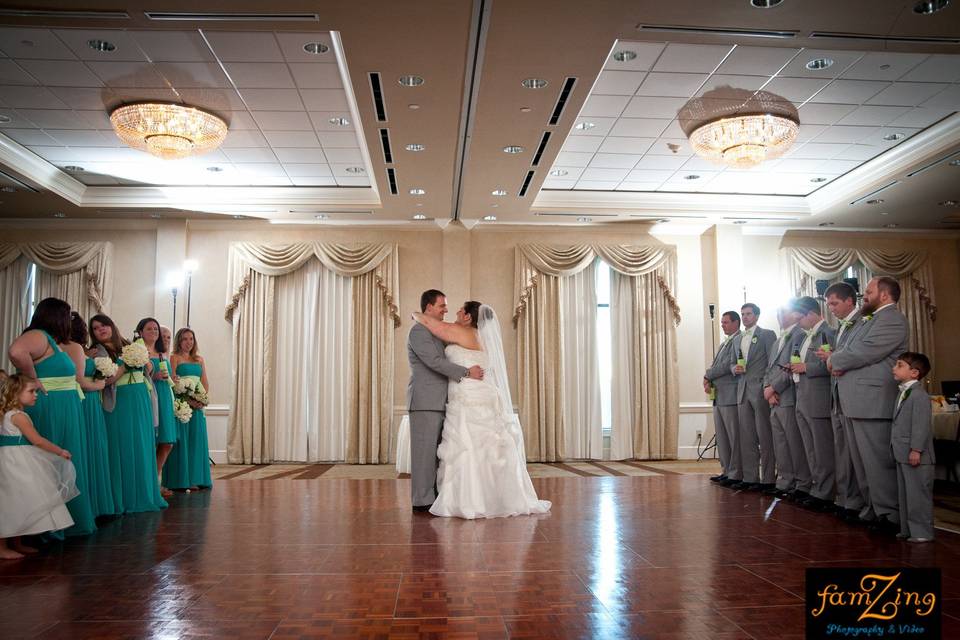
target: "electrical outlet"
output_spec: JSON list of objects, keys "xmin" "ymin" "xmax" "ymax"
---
[{"xmin": 695, "ymin": 429, "xmax": 703, "ymax": 441}]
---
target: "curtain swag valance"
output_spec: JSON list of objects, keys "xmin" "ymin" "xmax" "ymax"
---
[
  {"xmin": 0, "ymin": 241, "xmax": 113, "ymax": 312},
  {"xmin": 514, "ymin": 243, "xmax": 681, "ymax": 326},
  {"xmin": 225, "ymin": 242, "xmax": 400, "ymax": 326}
]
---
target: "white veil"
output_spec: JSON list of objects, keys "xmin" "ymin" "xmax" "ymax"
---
[{"xmin": 477, "ymin": 304, "xmax": 514, "ymax": 422}]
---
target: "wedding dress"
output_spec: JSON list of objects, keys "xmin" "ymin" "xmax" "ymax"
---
[{"xmin": 430, "ymin": 306, "xmax": 551, "ymax": 519}]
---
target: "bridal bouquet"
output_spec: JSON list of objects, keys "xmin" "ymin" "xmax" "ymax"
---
[
  {"xmin": 93, "ymin": 356, "xmax": 118, "ymax": 380},
  {"xmin": 173, "ymin": 397, "xmax": 193, "ymax": 423},
  {"xmin": 120, "ymin": 340, "xmax": 150, "ymax": 370}
]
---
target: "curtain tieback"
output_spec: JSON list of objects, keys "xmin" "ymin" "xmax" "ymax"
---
[{"xmin": 38, "ymin": 376, "xmax": 85, "ymax": 401}]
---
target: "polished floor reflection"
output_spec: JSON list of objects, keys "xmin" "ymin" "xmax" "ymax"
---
[{"xmin": 1, "ymin": 475, "xmax": 958, "ymax": 639}]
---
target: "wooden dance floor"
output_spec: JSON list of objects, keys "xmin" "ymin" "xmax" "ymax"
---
[{"xmin": 2, "ymin": 474, "xmax": 959, "ymax": 639}]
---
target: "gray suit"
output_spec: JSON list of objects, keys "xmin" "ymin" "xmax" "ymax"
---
[
  {"xmin": 831, "ymin": 311, "xmax": 866, "ymax": 512},
  {"xmin": 892, "ymin": 384, "xmax": 935, "ymax": 539},
  {"xmin": 794, "ymin": 322, "xmax": 836, "ymax": 500},
  {"xmin": 705, "ymin": 332, "xmax": 741, "ymax": 480},
  {"xmin": 830, "ymin": 304, "xmax": 909, "ymax": 524},
  {"xmin": 763, "ymin": 325, "xmax": 810, "ymax": 492},
  {"xmin": 735, "ymin": 326, "xmax": 777, "ymax": 484},
  {"xmin": 407, "ymin": 323, "xmax": 468, "ymax": 507}
]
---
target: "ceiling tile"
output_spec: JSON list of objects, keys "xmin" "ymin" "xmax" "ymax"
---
[
  {"xmin": 307, "ymin": 111, "xmax": 355, "ymax": 131},
  {"xmin": 817, "ymin": 159, "xmax": 860, "ymax": 173},
  {"xmin": 580, "ymin": 94, "xmax": 630, "ymax": 117},
  {"xmin": 283, "ymin": 163, "xmax": 333, "ymax": 177},
  {"xmin": 784, "ymin": 142, "xmax": 849, "ymax": 159},
  {"xmin": 48, "ymin": 87, "xmax": 115, "ymax": 110},
  {"xmin": 155, "ymin": 63, "xmax": 231, "ymax": 89},
  {"xmin": 920, "ymin": 85, "xmax": 960, "ymax": 109},
  {"xmin": 26, "ymin": 145, "xmax": 86, "ymax": 161},
  {"xmin": 0, "ymin": 85, "xmax": 68, "ymax": 109},
  {"xmin": 290, "ymin": 176, "xmax": 337, "ymax": 186},
  {"xmin": 812, "ymin": 125, "xmax": 879, "ymax": 143},
  {"xmin": 560, "ymin": 136, "xmax": 603, "ymax": 153},
  {"xmin": 576, "ymin": 180, "xmax": 622, "ymax": 190},
  {"xmin": 777, "ymin": 157, "xmax": 833, "ymax": 173},
  {"xmin": 223, "ymin": 62, "xmax": 295, "ymax": 89},
  {"xmin": 570, "ymin": 117, "xmax": 615, "ymax": 137},
  {"xmin": 250, "ymin": 176, "xmax": 293, "ymax": 186},
  {"xmin": 616, "ymin": 182, "xmax": 662, "ymax": 191},
  {"xmin": 204, "ymin": 32, "xmax": 283, "ymax": 62},
  {"xmin": 316, "ymin": 131, "xmax": 361, "ymax": 148},
  {"xmin": 18, "ymin": 60, "xmax": 103, "ymax": 87},
  {"xmin": 646, "ymin": 138, "xmax": 692, "ymax": 156},
  {"xmin": 541, "ymin": 178, "xmax": 577, "ymax": 189},
  {"xmin": 239, "ymin": 88, "xmax": 304, "ymax": 111},
  {"xmin": 222, "ymin": 130, "xmax": 269, "ymax": 148},
  {"xmin": 129, "ymin": 31, "xmax": 215, "ymax": 63},
  {"xmin": 588, "ymin": 154, "xmax": 640, "ymax": 169},
  {"xmin": 660, "ymin": 121, "xmax": 684, "ymax": 138},
  {"xmin": 778, "ymin": 49, "xmax": 864, "ymax": 79},
  {"xmin": 16, "ymin": 108, "xmax": 79, "ymax": 129},
  {"xmin": 223, "ymin": 111, "xmax": 259, "ymax": 130},
  {"xmin": 609, "ymin": 118, "xmax": 670, "ymax": 137},
  {"xmin": 598, "ymin": 137, "xmax": 654, "ymax": 155},
  {"xmin": 762, "ymin": 76, "xmax": 830, "ymax": 103},
  {"xmin": 795, "ymin": 124, "xmax": 827, "ymax": 142},
  {"xmin": 716, "ymin": 46, "xmax": 800, "ymax": 76},
  {"xmin": 866, "ymin": 82, "xmax": 949, "ymax": 107},
  {"xmin": 86, "ymin": 61, "xmax": 165, "ymax": 87},
  {"xmin": 887, "ymin": 107, "xmax": 953, "ymax": 128},
  {"xmin": 274, "ymin": 33, "xmax": 336, "ymax": 63},
  {"xmin": 74, "ymin": 110, "xmax": 113, "ymax": 129},
  {"xmin": 52, "ymin": 29, "xmax": 147, "ymax": 62},
  {"xmin": 798, "ymin": 102, "xmax": 858, "ymax": 125},
  {"xmin": 233, "ymin": 163, "xmax": 287, "ymax": 177},
  {"xmin": 635, "ymin": 72, "xmax": 708, "ymax": 98},
  {"xmin": 603, "ymin": 42, "xmax": 666, "ymax": 72},
  {"xmin": 251, "ymin": 111, "xmax": 312, "ymax": 131},
  {"xmin": 263, "ymin": 130, "xmax": 320, "ymax": 148},
  {"xmin": 622, "ymin": 95, "xmax": 687, "ymax": 119},
  {"xmin": 833, "ymin": 145, "xmax": 879, "ymax": 161},
  {"xmin": 223, "ymin": 148, "xmax": 279, "ymax": 163},
  {"xmin": 837, "ymin": 105, "xmax": 911, "ymax": 126},
  {"xmin": 288, "ymin": 63, "xmax": 342, "ymax": 89},
  {"xmin": 1, "ymin": 128, "xmax": 56, "ymax": 145},
  {"xmin": 0, "ymin": 28, "xmax": 75, "ymax": 59},
  {"xmin": 653, "ymin": 43, "xmax": 733, "ymax": 73},
  {"xmin": 299, "ymin": 89, "xmax": 349, "ymax": 111},
  {"xmin": 626, "ymin": 168, "xmax": 675, "ymax": 182},
  {"xmin": 109, "ymin": 87, "xmax": 180, "ymax": 106},
  {"xmin": 679, "ymin": 157, "xmax": 721, "ymax": 172},
  {"xmin": 554, "ymin": 151, "xmax": 594, "ymax": 167},
  {"xmin": 808, "ymin": 79, "xmax": 888, "ymax": 104},
  {"xmin": 633, "ymin": 154, "xmax": 686, "ymax": 170},
  {"xmin": 581, "ymin": 167, "xmax": 630, "ymax": 181},
  {"xmin": 591, "ymin": 70, "xmax": 646, "ymax": 96},
  {"xmin": 323, "ymin": 148, "xmax": 363, "ymax": 163},
  {"xmin": 697, "ymin": 74, "xmax": 768, "ymax": 96},
  {"xmin": 335, "ymin": 176, "xmax": 370, "ymax": 186},
  {"xmin": 840, "ymin": 52, "xmax": 928, "ymax": 81},
  {"xmin": 177, "ymin": 88, "xmax": 246, "ymax": 112},
  {"xmin": 0, "ymin": 60, "xmax": 38, "ymax": 85},
  {"xmin": 897, "ymin": 54, "xmax": 960, "ymax": 83},
  {"xmin": 46, "ymin": 130, "xmax": 115, "ymax": 147},
  {"xmin": 543, "ymin": 167, "xmax": 583, "ymax": 180}
]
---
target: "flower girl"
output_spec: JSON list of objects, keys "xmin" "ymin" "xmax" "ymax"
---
[{"xmin": 0, "ymin": 375, "xmax": 78, "ymax": 559}]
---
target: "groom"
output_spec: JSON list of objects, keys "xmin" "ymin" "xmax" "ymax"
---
[{"xmin": 407, "ymin": 289, "xmax": 483, "ymax": 511}]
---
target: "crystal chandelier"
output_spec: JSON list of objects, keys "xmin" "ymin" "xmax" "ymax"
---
[
  {"xmin": 689, "ymin": 113, "xmax": 799, "ymax": 168},
  {"xmin": 109, "ymin": 103, "xmax": 228, "ymax": 160}
]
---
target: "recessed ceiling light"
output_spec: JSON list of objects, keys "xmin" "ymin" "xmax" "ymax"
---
[
  {"xmin": 492, "ymin": 189, "xmax": 507, "ymax": 196},
  {"xmin": 732, "ymin": 220, "xmax": 748, "ymax": 224},
  {"xmin": 866, "ymin": 199, "xmax": 884, "ymax": 205},
  {"xmin": 883, "ymin": 132, "xmax": 906, "ymax": 141},
  {"xmin": 303, "ymin": 42, "xmax": 329, "ymax": 54},
  {"xmin": 328, "ymin": 117, "xmax": 350, "ymax": 126},
  {"xmin": 751, "ymin": 0, "xmax": 784, "ymax": 7},
  {"xmin": 206, "ymin": 166, "xmax": 223, "ymax": 172},
  {"xmin": 521, "ymin": 78, "xmax": 548, "ymax": 89},
  {"xmin": 63, "ymin": 165, "xmax": 84, "ymax": 172},
  {"xmin": 810, "ymin": 177, "xmax": 828, "ymax": 183},
  {"xmin": 53, "ymin": 212, "xmax": 65, "ymax": 218},
  {"xmin": 409, "ymin": 188, "xmax": 426, "ymax": 195},
  {"xmin": 412, "ymin": 214, "xmax": 427, "ymax": 220},
  {"xmin": 315, "ymin": 214, "xmax": 328, "ymax": 220},
  {"xmin": 399, "ymin": 75, "xmax": 424, "ymax": 87},
  {"xmin": 149, "ymin": 213, "xmax": 162, "ymax": 219},
  {"xmin": 0, "ymin": 186, "xmax": 14, "ymax": 193},
  {"xmin": 612, "ymin": 50, "xmax": 637, "ymax": 62},
  {"xmin": 806, "ymin": 57, "xmax": 834, "ymax": 71},
  {"xmin": 87, "ymin": 39, "xmax": 115, "ymax": 52},
  {"xmin": 656, "ymin": 218, "xmax": 670, "ymax": 224},
  {"xmin": 818, "ymin": 222, "xmax": 835, "ymax": 226},
  {"xmin": 345, "ymin": 167, "xmax": 365, "ymax": 174},
  {"xmin": 233, "ymin": 215, "xmax": 246, "ymax": 220},
  {"xmin": 940, "ymin": 200, "xmax": 959, "ymax": 206},
  {"xmin": 683, "ymin": 174, "xmax": 700, "ymax": 180},
  {"xmin": 408, "ymin": 104, "xmax": 420, "ymax": 110},
  {"xmin": 549, "ymin": 169, "xmax": 568, "ymax": 177},
  {"xmin": 914, "ymin": 0, "xmax": 950, "ymax": 15},
  {"xmin": 503, "ymin": 145, "xmax": 524, "ymax": 154},
  {"xmin": 879, "ymin": 64, "xmax": 892, "ymax": 70},
  {"xmin": 576, "ymin": 217, "xmax": 592, "ymax": 223},
  {"xmin": 520, "ymin": 107, "xmax": 532, "ymax": 113},
  {"xmin": 880, "ymin": 211, "xmax": 890, "ymax": 215},
  {"xmin": 884, "ymin": 223, "xmax": 900, "ymax": 228},
  {"xmin": 0, "ymin": 115, "xmax": 11, "ymax": 124},
  {"xmin": 950, "ymin": 159, "xmax": 960, "ymax": 166},
  {"xmin": 574, "ymin": 121, "xmax": 595, "ymax": 130},
  {"xmin": 491, "ymin": 204, "xmax": 499, "ymax": 208},
  {"xmin": 483, "ymin": 215, "xmax": 497, "ymax": 221},
  {"xmin": 405, "ymin": 143, "xmax": 425, "ymax": 152}
]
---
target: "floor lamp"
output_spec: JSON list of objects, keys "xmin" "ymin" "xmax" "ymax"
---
[
  {"xmin": 183, "ymin": 259, "xmax": 198, "ymax": 327},
  {"xmin": 698, "ymin": 303, "xmax": 718, "ymax": 461},
  {"xmin": 165, "ymin": 271, "xmax": 183, "ymax": 336}
]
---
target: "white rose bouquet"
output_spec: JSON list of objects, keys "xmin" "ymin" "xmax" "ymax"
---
[
  {"xmin": 120, "ymin": 339, "xmax": 150, "ymax": 370},
  {"xmin": 93, "ymin": 356, "xmax": 118, "ymax": 380},
  {"xmin": 173, "ymin": 397, "xmax": 193, "ymax": 423},
  {"xmin": 173, "ymin": 376, "xmax": 208, "ymax": 408}
]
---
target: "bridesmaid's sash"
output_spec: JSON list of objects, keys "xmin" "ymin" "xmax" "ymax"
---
[{"xmin": 38, "ymin": 376, "xmax": 85, "ymax": 401}]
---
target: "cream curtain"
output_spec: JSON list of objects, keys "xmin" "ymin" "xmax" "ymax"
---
[
  {"xmin": 224, "ymin": 242, "xmax": 399, "ymax": 464},
  {"xmin": 560, "ymin": 260, "xmax": 602, "ymax": 460},
  {"xmin": 514, "ymin": 244, "xmax": 681, "ymax": 462},
  {"xmin": 0, "ymin": 253, "xmax": 30, "ymax": 371},
  {"xmin": 782, "ymin": 247, "xmax": 937, "ymax": 376}
]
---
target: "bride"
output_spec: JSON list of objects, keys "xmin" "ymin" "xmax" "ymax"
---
[{"xmin": 412, "ymin": 301, "xmax": 551, "ymax": 519}]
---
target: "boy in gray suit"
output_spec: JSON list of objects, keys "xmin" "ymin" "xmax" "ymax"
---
[
  {"xmin": 407, "ymin": 290, "xmax": 483, "ymax": 511},
  {"xmin": 891, "ymin": 352, "xmax": 935, "ymax": 542},
  {"xmin": 705, "ymin": 310, "xmax": 742, "ymax": 486}
]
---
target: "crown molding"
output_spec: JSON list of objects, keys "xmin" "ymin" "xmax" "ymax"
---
[
  {"xmin": 531, "ymin": 188, "xmax": 809, "ymax": 217},
  {"xmin": 0, "ymin": 133, "xmax": 86, "ymax": 203}
]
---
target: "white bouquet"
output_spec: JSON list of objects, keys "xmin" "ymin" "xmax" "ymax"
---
[
  {"xmin": 120, "ymin": 340, "xmax": 150, "ymax": 369},
  {"xmin": 173, "ymin": 377, "xmax": 197, "ymax": 395},
  {"xmin": 173, "ymin": 397, "xmax": 193, "ymax": 423},
  {"xmin": 93, "ymin": 357, "xmax": 118, "ymax": 379}
]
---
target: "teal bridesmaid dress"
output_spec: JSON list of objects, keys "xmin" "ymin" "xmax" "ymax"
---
[
  {"xmin": 81, "ymin": 357, "xmax": 117, "ymax": 517},
  {"xmin": 161, "ymin": 411, "xmax": 191, "ymax": 490},
  {"xmin": 151, "ymin": 357, "xmax": 178, "ymax": 446},
  {"xmin": 177, "ymin": 362, "xmax": 213, "ymax": 489},
  {"xmin": 103, "ymin": 359, "xmax": 167, "ymax": 513},
  {"xmin": 23, "ymin": 331, "xmax": 96, "ymax": 536}
]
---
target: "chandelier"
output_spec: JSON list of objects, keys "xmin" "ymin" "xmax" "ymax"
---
[
  {"xmin": 678, "ymin": 87, "xmax": 800, "ymax": 168},
  {"xmin": 109, "ymin": 103, "xmax": 228, "ymax": 160}
]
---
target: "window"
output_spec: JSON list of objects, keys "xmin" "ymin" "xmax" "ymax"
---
[{"xmin": 596, "ymin": 260, "xmax": 612, "ymax": 434}]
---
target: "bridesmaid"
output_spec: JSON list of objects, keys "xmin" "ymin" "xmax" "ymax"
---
[
  {"xmin": 89, "ymin": 314, "xmax": 167, "ymax": 514},
  {"xmin": 68, "ymin": 313, "xmax": 117, "ymax": 518},
  {"xmin": 136, "ymin": 318, "xmax": 176, "ymax": 498},
  {"xmin": 161, "ymin": 325, "xmax": 191, "ymax": 491},
  {"xmin": 172, "ymin": 328, "xmax": 213, "ymax": 490},
  {"xmin": 7, "ymin": 298, "xmax": 96, "ymax": 536}
]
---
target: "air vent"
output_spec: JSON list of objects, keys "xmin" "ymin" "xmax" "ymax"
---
[
  {"xmin": 0, "ymin": 8, "xmax": 128, "ymax": 18},
  {"xmin": 518, "ymin": 170, "xmax": 536, "ymax": 197},
  {"xmin": 637, "ymin": 24, "xmax": 796, "ymax": 39},
  {"xmin": 549, "ymin": 78, "xmax": 577, "ymax": 126},
  {"xmin": 386, "ymin": 168, "xmax": 398, "ymax": 195},
  {"xmin": 531, "ymin": 132, "xmax": 551, "ymax": 167},
  {"xmin": 144, "ymin": 12, "xmax": 318, "ymax": 21},
  {"xmin": 851, "ymin": 181, "xmax": 898, "ymax": 205},
  {"xmin": 369, "ymin": 73, "xmax": 387, "ymax": 122},
  {"xmin": 379, "ymin": 129, "xmax": 393, "ymax": 163},
  {"xmin": 906, "ymin": 151, "xmax": 960, "ymax": 178},
  {"xmin": 809, "ymin": 31, "xmax": 960, "ymax": 45}
]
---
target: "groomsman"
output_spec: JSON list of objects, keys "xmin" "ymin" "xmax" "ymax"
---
[
  {"xmin": 706, "ymin": 311, "xmax": 742, "ymax": 486},
  {"xmin": 763, "ymin": 302, "xmax": 811, "ymax": 498},
  {"xmin": 790, "ymin": 296, "xmax": 836, "ymax": 512},
  {"xmin": 829, "ymin": 276, "xmax": 909, "ymax": 534},
  {"xmin": 818, "ymin": 282, "xmax": 866, "ymax": 523},
  {"xmin": 733, "ymin": 303, "xmax": 777, "ymax": 490}
]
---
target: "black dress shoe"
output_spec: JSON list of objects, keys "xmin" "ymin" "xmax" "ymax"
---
[
  {"xmin": 710, "ymin": 474, "xmax": 727, "ymax": 483},
  {"xmin": 412, "ymin": 504, "xmax": 433, "ymax": 512},
  {"xmin": 758, "ymin": 483, "xmax": 776, "ymax": 492},
  {"xmin": 868, "ymin": 515, "xmax": 900, "ymax": 536},
  {"xmin": 786, "ymin": 490, "xmax": 810, "ymax": 503},
  {"xmin": 762, "ymin": 486, "xmax": 785, "ymax": 496},
  {"xmin": 719, "ymin": 477, "xmax": 741, "ymax": 487}
]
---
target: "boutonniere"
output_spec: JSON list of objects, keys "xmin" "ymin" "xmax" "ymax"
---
[
  {"xmin": 861, "ymin": 314, "xmax": 873, "ymax": 323},
  {"xmin": 903, "ymin": 388, "xmax": 912, "ymax": 402},
  {"xmin": 751, "ymin": 336, "xmax": 758, "ymax": 344},
  {"xmin": 840, "ymin": 319, "xmax": 854, "ymax": 327}
]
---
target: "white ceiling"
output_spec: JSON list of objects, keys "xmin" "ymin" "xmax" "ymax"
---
[
  {"xmin": 545, "ymin": 41, "xmax": 960, "ymax": 196},
  {"xmin": 0, "ymin": 28, "xmax": 371, "ymax": 188}
]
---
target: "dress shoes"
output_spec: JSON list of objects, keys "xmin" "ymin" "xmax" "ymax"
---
[
  {"xmin": 868, "ymin": 516, "xmax": 900, "ymax": 536},
  {"xmin": 762, "ymin": 486, "xmax": 786, "ymax": 497},
  {"xmin": 719, "ymin": 477, "xmax": 741, "ymax": 487},
  {"xmin": 786, "ymin": 489, "xmax": 810, "ymax": 503},
  {"xmin": 710, "ymin": 474, "xmax": 727, "ymax": 483},
  {"xmin": 412, "ymin": 504, "xmax": 433, "ymax": 512},
  {"xmin": 839, "ymin": 508, "xmax": 862, "ymax": 524},
  {"xmin": 731, "ymin": 482, "xmax": 762, "ymax": 491},
  {"xmin": 758, "ymin": 483, "xmax": 776, "ymax": 492}
]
